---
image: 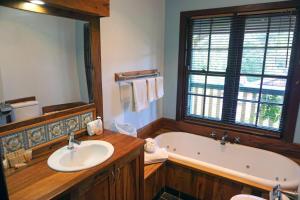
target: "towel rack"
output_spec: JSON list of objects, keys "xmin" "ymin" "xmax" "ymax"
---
[{"xmin": 115, "ymin": 69, "xmax": 160, "ymax": 82}]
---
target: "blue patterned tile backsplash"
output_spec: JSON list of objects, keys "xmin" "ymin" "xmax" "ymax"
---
[
  {"xmin": 80, "ymin": 112, "xmax": 93, "ymax": 129},
  {"xmin": 48, "ymin": 121, "xmax": 65, "ymax": 140},
  {"xmin": 26, "ymin": 126, "xmax": 48, "ymax": 148},
  {"xmin": 0, "ymin": 111, "xmax": 94, "ymax": 154},
  {"xmin": 1, "ymin": 132, "xmax": 26, "ymax": 154},
  {"xmin": 65, "ymin": 116, "xmax": 80, "ymax": 133}
]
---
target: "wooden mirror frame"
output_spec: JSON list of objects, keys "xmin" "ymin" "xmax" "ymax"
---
[
  {"xmin": 0, "ymin": 2, "xmax": 105, "ymax": 198},
  {"xmin": 0, "ymin": 0, "xmax": 104, "ymax": 134}
]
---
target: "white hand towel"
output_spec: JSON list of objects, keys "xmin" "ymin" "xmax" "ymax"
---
[
  {"xmin": 132, "ymin": 79, "xmax": 149, "ymax": 112},
  {"xmin": 155, "ymin": 76, "xmax": 164, "ymax": 99},
  {"xmin": 146, "ymin": 78, "xmax": 157, "ymax": 102},
  {"xmin": 144, "ymin": 148, "xmax": 168, "ymax": 165},
  {"xmin": 119, "ymin": 83, "xmax": 134, "ymax": 111}
]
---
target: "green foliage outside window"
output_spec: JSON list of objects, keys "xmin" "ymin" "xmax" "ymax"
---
[{"xmin": 260, "ymin": 95, "xmax": 281, "ymax": 124}]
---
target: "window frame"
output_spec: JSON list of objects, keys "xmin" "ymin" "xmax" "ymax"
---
[{"xmin": 176, "ymin": 1, "xmax": 300, "ymax": 142}]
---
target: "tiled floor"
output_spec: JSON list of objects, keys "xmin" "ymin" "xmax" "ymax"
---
[{"xmin": 159, "ymin": 192, "xmax": 182, "ymax": 200}]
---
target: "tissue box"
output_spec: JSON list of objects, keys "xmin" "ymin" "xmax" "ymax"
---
[{"xmin": 87, "ymin": 117, "xmax": 103, "ymax": 136}]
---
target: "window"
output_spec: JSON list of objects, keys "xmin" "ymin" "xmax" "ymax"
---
[
  {"xmin": 236, "ymin": 14, "xmax": 295, "ymax": 131},
  {"xmin": 178, "ymin": 4, "xmax": 300, "ymax": 137},
  {"xmin": 187, "ymin": 17, "xmax": 231, "ymax": 121}
]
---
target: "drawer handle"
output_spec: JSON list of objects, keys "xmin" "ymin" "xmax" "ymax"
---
[{"xmin": 112, "ymin": 170, "xmax": 115, "ymax": 184}]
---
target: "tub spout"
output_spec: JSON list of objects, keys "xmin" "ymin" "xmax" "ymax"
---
[{"xmin": 220, "ymin": 133, "xmax": 228, "ymax": 145}]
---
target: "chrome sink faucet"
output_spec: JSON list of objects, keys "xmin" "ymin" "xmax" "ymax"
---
[
  {"xmin": 67, "ymin": 131, "xmax": 81, "ymax": 150},
  {"xmin": 220, "ymin": 132, "xmax": 229, "ymax": 145}
]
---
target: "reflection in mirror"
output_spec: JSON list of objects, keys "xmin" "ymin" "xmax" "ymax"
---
[{"xmin": 0, "ymin": 6, "xmax": 92, "ymax": 126}]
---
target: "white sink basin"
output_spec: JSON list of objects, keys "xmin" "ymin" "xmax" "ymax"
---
[{"xmin": 47, "ymin": 140, "xmax": 114, "ymax": 172}]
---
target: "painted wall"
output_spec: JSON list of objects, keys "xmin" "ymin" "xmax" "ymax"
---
[
  {"xmin": 101, "ymin": 0, "xmax": 165, "ymax": 130},
  {"xmin": 0, "ymin": 7, "xmax": 88, "ymax": 109},
  {"xmin": 163, "ymin": 0, "xmax": 300, "ymax": 143}
]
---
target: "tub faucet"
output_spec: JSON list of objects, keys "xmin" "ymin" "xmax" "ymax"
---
[
  {"xmin": 272, "ymin": 185, "xmax": 299, "ymax": 200},
  {"xmin": 220, "ymin": 133, "xmax": 228, "ymax": 145},
  {"xmin": 233, "ymin": 137, "xmax": 240, "ymax": 144},
  {"xmin": 67, "ymin": 131, "xmax": 81, "ymax": 150},
  {"xmin": 210, "ymin": 131, "xmax": 217, "ymax": 140}
]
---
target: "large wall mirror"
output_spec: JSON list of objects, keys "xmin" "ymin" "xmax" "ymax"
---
[
  {"xmin": 0, "ymin": 6, "xmax": 94, "ymax": 127},
  {"xmin": 0, "ymin": 2, "xmax": 103, "ymax": 198}
]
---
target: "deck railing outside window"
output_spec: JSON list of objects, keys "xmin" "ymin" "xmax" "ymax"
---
[{"xmin": 188, "ymin": 83, "xmax": 284, "ymax": 130}]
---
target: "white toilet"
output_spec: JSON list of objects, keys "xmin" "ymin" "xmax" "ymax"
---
[{"xmin": 10, "ymin": 101, "xmax": 41, "ymax": 122}]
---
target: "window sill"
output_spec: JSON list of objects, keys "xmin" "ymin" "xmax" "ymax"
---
[{"xmin": 183, "ymin": 116, "xmax": 281, "ymax": 139}]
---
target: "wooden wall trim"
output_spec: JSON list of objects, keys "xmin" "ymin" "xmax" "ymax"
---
[
  {"xmin": 181, "ymin": 1, "xmax": 300, "ymax": 18},
  {"xmin": 138, "ymin": 118, "xmax": 300, "ymax": 160},
  {"xmin": 43, "ymin": 0, "xmax": 110, "ymax": 17},
  {"xmin": 42, "ymin": 102, "xmax": 87, "ymax": 114},
  {"xmin": 137, "ymin": 118, "xmax": 165, "ymax": 139},
  {"xmin": 5, "ymin": 96, "xmax": 36, "ymax": 105},
  {"xmin": 0, "ymin": 0, "xmax": 109, "ymax": 19},
  {"xmin": 0, "ymin": 1, "xmax": 92, "ymax": 21}
]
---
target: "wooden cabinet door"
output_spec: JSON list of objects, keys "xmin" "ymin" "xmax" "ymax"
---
[
  {"xmin": 115, "ymin": 152, "xmax": 142, "ymax": 200},
  {"xmin": 211, "ymin": 177, "xmax": 243, "ymax": 200},
  {"xmin": 71, "ymin": 168, "xmax": 115, "ymax": 200},
  {"xmin": 166, "ymin": 162, "xmax": 244, "ymax": 200},
  {"xmin": 144, "ymin": 164, "xmax": 165, "ymax": 200}
]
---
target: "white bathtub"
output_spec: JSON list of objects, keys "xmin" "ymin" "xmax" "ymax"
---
[{"xmin": 155, "ymin": 132, "xmax": 300, "ymax": 191}]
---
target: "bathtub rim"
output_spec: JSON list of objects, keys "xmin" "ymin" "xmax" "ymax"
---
[{"xmin": 154, "ymin": 131, "xmax": 300, "ymax": 192}]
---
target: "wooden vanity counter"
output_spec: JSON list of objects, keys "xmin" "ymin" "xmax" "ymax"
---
[{"xmin": 6, "ymin": 130, "xmax": 144, "ymax": 200}]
